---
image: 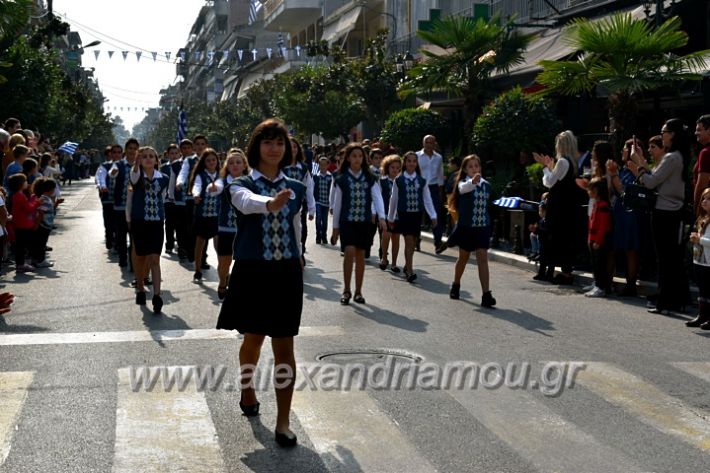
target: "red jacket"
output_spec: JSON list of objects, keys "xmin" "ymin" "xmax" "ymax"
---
[
  {"xmin": 11, "ymin": 191, "xmax": 39, "ymax": 230},
  {"xmin": 588, "ymin": 199, "xmax": 611, "ymax": 246}
]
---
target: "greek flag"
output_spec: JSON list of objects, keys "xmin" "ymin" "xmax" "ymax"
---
[
  {"xmin": 248, "ymin": 1, "xmax": 262, "ymax": 25},
  {"xmin": 176, "ymin": 109, "xmax": 187, "ymax": 143},
  {"xmin": 493, "ymin": 197, "xmax": 539, "ymax": 212},
  {"xmin": 58, "ymin": 141, "xmax": 78, "ymax": 155}
]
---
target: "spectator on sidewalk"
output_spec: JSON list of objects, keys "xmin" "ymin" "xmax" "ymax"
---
[
  {"xmin": 584, "ymin": 178, "xmax": 612, "ymax": 297},
  {"xmin": 693, "ymin": 114, "xmax": 710, "ymax": 215},
  {"xmin": 416, "ymin": 135, "xmax": 445, "ymax": 253},
  {"xmin": 688, "ymin": 187, "xmax": 710, "ymax": 330},
  {"xmin": 4, "ymin": 145, "xmax": 28, "ymax": 189}
]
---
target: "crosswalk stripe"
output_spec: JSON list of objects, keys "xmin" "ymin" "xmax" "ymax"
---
[
  {"xmin": 0, "ymin": 372, "xmax": 34, "ymax": 466},
  {"xmin": 576, "ymin": 362, "xmax": 710, "ymax": 452},
  {"xmin": 672, "ymin": 362, "xmax": 710, "ymax": 383},
  {"xmin": 447, "ymin": 386, "xmax": 642, "ymax": 472},
  {"xmin": 113, "ymin": 367, "xmax": 226, "ymax": 472},
  {"xmin": 291, "ymin": 390, "xmax": 436, "ymax": 472},
  {"xmin": 0, "ymin": 326, "xmax": 343, "ymax": 346}
]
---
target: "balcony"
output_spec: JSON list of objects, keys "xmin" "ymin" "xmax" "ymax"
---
[{"xmin": 263, "ymin": 0, "xmax": 322, "ymax": 32}]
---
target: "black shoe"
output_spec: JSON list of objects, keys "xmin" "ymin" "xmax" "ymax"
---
[
  {"xmin": 353, "ymin": 293, "xmax": 366, "ymax": 304},
  {"xmin": 391, "ymin": 266, "xmax": 401, "ymax": 274},
  {"xmin": 135, "ymin": 292, "xmax": 146, "ymax": 305},
  {"xmin": 686, "ymin": 316, "xmax": 707, "ymax": 327},
  {"xmin": 481, "ymin": 291, "xmax": 496, "ymax": 308},
  {"xmin": 405, "ymin": 271, "xmax": 417, "ymax": 283},
  {"xmin": 340, "ymin": 291, "xmax": 351, "ymax": 305},
  {"xmin": 218, "ymin": 286, "xmax": 227, "ymax": 300},
  {"xmin": 701, "ymin": 320, "xmax": 710, "ymax": 330},
  {"xmin": 193, "ymin": 271, "xmax": 202, "ymax": 282},
  {"xmin": 201, "ymin": 261, "xmax": 210, "ymax": 270},
  {"xmin": 552, "ymin": 274, "xmax": 573, "ymax": 285},
  {"xmin": 450, "ymin": 283, "xmax": 460, "ymax": 300},
  {"xmin": 239, "ymin": 394, "xmax": 260, "ymax": 417},
  {"xmin": 435, "ymin": 242, "xmax": 448, "ymax": 255},
  {"xmin": 532, "ymin": 273, "xmax": 547, "ymax": 281},
  {"xmin": 316, "ymin": 238, "xmax": 322, "ymax": 245},
  {"xmin": 275, "ymin": 430, "xmax": 297, "ymax": 448},
  {"xmin": 152, "ymin": 294, "xmax": 163, "ymax": 314}
]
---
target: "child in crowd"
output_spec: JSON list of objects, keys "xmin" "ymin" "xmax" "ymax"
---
[
  {"xmin": 313, "ymin": 156, "xmax": 333, "ymax": 245},
  {"xmin": 216, "ymin": 150, "xmax": 248, "ymax": 300},
  {"xmin": 447, "ymin": 155, "xmax": 496, "ymax": 308},
  {"xmin": 4, "ymin": 145, "xmax": 27, "ymax": 188},
  {"xmin": 331, "ymin": 143, "xmax": 386, "ymax": 304},
  {"xmin": 7, "ymin": 173, "xmax": 39, "ymax": 273},
  {"xmin": 0, "ymin": 188, "xmax": 8, "ymax": 270},
  {"xmin": 687, "ymin": 187, "xmax": 710, "ymax": 329},
  {"xmin": 369, "ymin": 148, "xmax": 383, "ymax": 177},
  {"xmin": 22, "ymin": 158, "xmax": 39, "ymax": 186},
  {"xmin": 379, "ymin": 154, "xmax": 402, "ymax": 272},
  {"xmin": 585, "ymin": 178, "xmax": 612, "ymax": 297},
  {"xmin": 32, "ymin": 177, "xmax": 57, "ymax": 268},
  {"xmin": 387, "ymin": 151, "xmax": 437, "ymax": 283},
  {"xmin": 190, "ymin": 148, "xmax": 224, "ymax": 282}
]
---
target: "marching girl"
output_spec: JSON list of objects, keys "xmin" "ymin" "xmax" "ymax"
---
[
  {"xmin": 331, "ymin": 143, "xmax": 387, "ymax": 304},
  {"xmin": 216, "ymin": 149, "xmax": 248, "ymax": 300},
  {"xmin": 216, "ymin": 119, "xmax": 305, "ymax": 448},
  {"xmin": 189, "ymin": 148, "xmax": 224, "ymax": 282},
  {"xmin": 379, "ymin": 154, "xmax": 402, "ymax": 272},
  {"xmin": 387, "ymin": 151, "xmax": 437, "ymax": 283},
  {"xmin": 129, "ymin": 146, "xmax": 169, "ymax": 313},
  {"xmin": 447, "ymin": 154, "xmax": 496, "ymax": 308},
  {"xmin": 285, "ymin": 137, "xmax": 315, "ymax": 257}
]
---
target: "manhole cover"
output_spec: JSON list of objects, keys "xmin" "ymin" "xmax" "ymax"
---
[{"xmin": 316, "ymin": 349, "xmax": 423, "ymax": 366}]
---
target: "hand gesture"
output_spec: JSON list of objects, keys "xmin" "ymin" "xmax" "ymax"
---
[
  {"xmin": 542, "ymin": 155, "xmax": 554, "ymax": 169},
  {"xmin": 532, "ymin": 152, "xmax": 544, "ymax": 164},
  {"xmin": 330, "ymin": 229, "xmax": 339, "ymax": 245},
  {"xmin": 472, "ymin": 174, "xmax": 482, "ymax": 184},
  {"xmin": 0, "ymin": 292, "xmax": 14, "ymax": 315},
  {"xmin": 100, "ymin": 186, "xmax": 108, "ymax": 193},
  {"xmin": 627, "ymin": 159, "xmax": 640, "ymax": 176},
  {"xmin": 431, "ymin": 219, "xmax": 438, "ymax": 229},
  {"xmin": 379, "ymin": 218, "xmax": 387, "ymax": 233},
  {"xmin": 629, "ymin": 141, "xmax": 644, "ymax": 165},
  {"xmin": 268, "ymin": 189, "xmax": 292, "ymax": 212},
  {"xmin": 207, "ymin": 183, "xmax": 218, "ymax": 193},
  {"xmin": 308, "ymin": 213, "xmax": 314, "ymax": 221},
  {"xmin": 690, "ymin": 232, "xmax": 700, "ymax": 244}
]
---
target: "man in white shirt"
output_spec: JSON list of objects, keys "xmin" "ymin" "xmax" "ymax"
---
[{"xmin": 416, "ymin": 135, "xmax": 445, "ymax": 252}]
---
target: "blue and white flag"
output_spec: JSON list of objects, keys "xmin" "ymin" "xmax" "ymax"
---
[
  {"xmin": 176, "ymin": 109, "xmax": 187, "ymax": 143},
  {"xmin": 493, "ymin": 196, "xmax": 539, "ymax": 211},
  {"xmin": 58, "ymin": 141, "xmax": 79, "ymax": 155},
  {"xmin": 248, "ymin": 1, "xmax": 262, "ymax": 25}
]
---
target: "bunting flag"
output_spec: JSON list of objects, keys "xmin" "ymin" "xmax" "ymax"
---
[
  {"xmin": 251, "ymin": 48, "xmax": 257, "ymax": 61},
  {"xmin": 237, "ymin": 49, "xmax": 243, "ymax": 62},
  {"xmin": 93, "ymin": 50, "xmax": 100, "ymax": 60},
  {"xmin": 207, "ymin": 51, "xmax": 215, "ymax": 65},
  {"xmin": 248, "ymin": 0, "xmax": 262, "ymax": 26},
  {"xmin": 121, "ymin": 51, "xmax": 129, "ymax": 60},
  {"xmin": 165, "ymin": 51, "xmax": 171, "ymax": 62},
  {"xmin": 295, "ymin": 45, "xmax": 301, "ymax": 57},
  {"xmin": 135, "ymin": 51, "xmax": 142, "ymax": 62},
  {"xmin": 151, "ymin": 52, "xmax": 157, "ymax": 62},
  {"xmin": 108, "ymin": 50, "xmax": 114, "ymax": 59},
  {"xmin": 266, "ymin": 48, "xmax": 273, "ymax": 59},
  {"xmin": 280, "ymin": 46, "xmax": 287, "ymax": 58},
  {"xmin": 223, "ymin": 50, "xmax": 229, "ymax": 62}
]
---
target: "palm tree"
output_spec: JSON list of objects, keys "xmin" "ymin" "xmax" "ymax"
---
[
  {"xmin": 401, "ymin": 15, "xmax": 532, "ymax": 150},
  {"xmin": 536, "ymin": 13, "xmax": 709, "ymax": 140}
]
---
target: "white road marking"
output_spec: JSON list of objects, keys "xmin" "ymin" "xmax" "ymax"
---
[
  {"xmin": 672, "ymin": 362, "xmax": 710, "ymax": 383},
  {"xmin": 0, "ymin": 371, "xmax": 35, "ymax": 466}
]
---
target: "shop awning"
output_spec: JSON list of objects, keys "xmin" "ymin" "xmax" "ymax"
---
[{"xmin": 321, "ymin": 6, "xmax": 362, "ymax": 44}]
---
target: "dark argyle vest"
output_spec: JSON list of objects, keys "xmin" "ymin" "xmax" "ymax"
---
[
  {"xmin": 380, "ymin": 177, "xmax": 394, "ymax": 214},
  {"xmin": 396, "ymin": 174, "xmax": 426, "ymax": 214},
  {"xmin": 160, "ymin": 160, "xmax": 185, "ymax": 205},
  {"xmin": 130, "ymin": 172, "xmax": 169, "ymax": 222},
  {"xmin": 232, "ymin": 175, "xmax": 305, "ymax": 261},
  {"xmin": 112, "ymin": 159, "xmax": 132, "ymax": 210},
  {"xmin": 456, "ymin": 178, "xmax": 492, "ymax": 228},
  {"xmin": 218, "ymin": 176, "xmax": 237, "ymax": 233},
  {"xmin": 283, "ymin": 163, "xmax": 307, "ymax": 182},
  {"xmin": 335, "ymin": 171, "xmax": 375, "ymax": 224},
  {"xmin": 313, "ymin": 172, "xmax": 333, "ymax": 206},
  {"xmin": 194, "ymin": 170, "xmax": 220, "ymax": 218},
  {"xmin": 100, "ymin": 161, "xmax": 115, "ymax": 205}
]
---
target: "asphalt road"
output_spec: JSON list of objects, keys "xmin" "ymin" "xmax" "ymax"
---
[{"xmin": 0, "ymin": 180, "xmax": 708, "ymax": 473}]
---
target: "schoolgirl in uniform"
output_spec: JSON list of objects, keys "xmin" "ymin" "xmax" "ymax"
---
[
  {"xmin": 110, "ymin": 138, "xmax": 139, "ymax": 269},
  {"xmin": 129, "ymin": 146, "xmax": 169, "ymax": 313},
  {"xmin": 379, "ymin": 154, "xmax": 402, "ymax": 272},
  {"xmin": 285, "ymin": 137, "xmax": 315, "ymax": 257},
  {"xmin": 189, "ymin": 148, "xmax": 224, "ymax": 282},
  {"xmin": 331, "ymin": 143, "xmax": 386, "ymax": 304},
  {"xmin": 216, "ymin": 119, "xmax": 305, "ymax": 448},
  {"xmin": 446, "ymin": 154, "xmax": 496, "ymax": 308},
  {"xmin": 387, "ymin": 151, "xmax": 437, "ymax": 283},
  {"xmin": 216, "ymin": 149, "xmax": 248, "ymax": 300}
]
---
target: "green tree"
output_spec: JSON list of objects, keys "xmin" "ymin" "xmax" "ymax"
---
[
  {"xmin": 536, "ymin": 13, "xmax": 709, "ymax": 141},
  {"xmin": 401, "ymin": 15, "xmax": 531, "ymax": 150},
  {"xmin": 380, "ymin": 108, "xmax": 445, "ymax": 152}
]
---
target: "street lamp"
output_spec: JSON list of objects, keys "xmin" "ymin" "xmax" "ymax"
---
[
  {"xmin": 642, "ymin": 0, "xmax": 676, "ymax": 27},
  {"xmin": 403, "ymin": 51, "xmax": 414, "ymax": 70},
  {"xmin": 84, "ymin": 40, "xmax": 101, "ymax": 48}
]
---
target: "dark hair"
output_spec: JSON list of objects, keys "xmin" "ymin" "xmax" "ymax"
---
[
  {"xmin": 648, "ymin": 135, "xmax": 663, "ymax": 150},
  {"xmin": 104, "ymin": 146, "xmax": 112, "ymax": 157},
  {"xmin": 179, "ymin": 139, "xmax": 193, "ymax": 148},
  {"xmin": 167, "ymin": 143, "xmax": 178, "ymax": 152},
  {"xmin": 32, "ymin": 176, "xmax": 56, "ymax": 197},
  {"xmin": 7, "ymin": 173, "xmax": 27, "ymax": 193},
  {"xmin": 591, "ymin": 140, "xmax": 613, "ymax": 177},
  {"xmin": 189, "ymin": 147, "xmax": 220, "ymax": 190},
  {"xmin": 402, "ymin": 151, "xmax": 422, "ymax": 176},
  {"xmin": 697, "ymin": 114, "xmax": 710, "ymax": 129},
  {"xmin": 13, "ymin": 144, "xmax": 29, "ymax": 159},
  {"xmin": 664, "ymin": 118, "xmax": 691, "ymax": 181},
  {"xmin": 381, "ymin": 154, "xmax": 402, "ymax": 176},
  {"xmin": 111, "ymin": 144, "xmax": 123, "ymax": 153},
  {"xmin": 245, "ymin": 119, "xmax": 292, "ymax": 171},
  {"xmin": 588, "ymin": 177, "xmax": 609, "ymax": 202},
  {"xmin": 448, "ymin": 154, "xmax": 482, "ymax": 212},
  {"xmin": 22, "ymin": 157, "xmax": 38, "ymax": 174},
  {"xmin": 4, "ymin": 118, "xmax": 20, "ymax": 130},
  {"xmin": 39, "ymin": 153, "xmax": 51, "ymax": 169},
  {"xmin": 125, "ymin": 138, "xmax": 139, "ymax": 149},
  {"xmin": 336, "ymin": 142, "xmax": 374, "ymax": 180},
  {"xmin": 289, "ymin": 136, "xmax": 304, "ymax": 164},
  {"xmin": 192, "ymin": 134, "xmax": 208, "ymax": 144}
]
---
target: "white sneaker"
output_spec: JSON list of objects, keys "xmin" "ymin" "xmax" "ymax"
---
[
  {"xmin": 16, "ymin": 264, "xmax": 36, "ymax": 273},
  {"xmin": 585, "ymin": 287, "xmax": 605, "ymax": 297},
  {"xmin": 33, "ymin": 260, "xmax": 54, "ymax": 268}
]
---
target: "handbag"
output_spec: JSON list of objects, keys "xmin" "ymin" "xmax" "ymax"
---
[{"xmin": 622, "ymin": 179, "xmax": 657, "ymax": 212}]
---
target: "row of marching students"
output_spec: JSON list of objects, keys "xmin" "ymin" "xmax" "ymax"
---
[{"xmin": 325, "ymin": 144, "xmax": 496, "ymax": 308}]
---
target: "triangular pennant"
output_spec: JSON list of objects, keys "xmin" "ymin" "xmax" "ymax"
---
[
  {"xmin": 122, "ymin": 51, "xmax": 129, "ymax": 60},
  {"xmin": 93, "ymin": 50, "xmax": 100, "ymax": 60},
  {"xmin": 251, "ymin": 48, "xmax": 257, "ymax": 61},
  {"xmin": 135, "ymin": 51, "xmax": 142, "ymax": 62},
  {"xmin": 151, "ymin": 52, "xmax": 157, "ymax": 62},
  {"xmin": 165, "ymin": 51, "xmax": 172, "ymax": 62},
  {"xmin": 179, "ymin": 51, "xmax": 185, "ymax": 62},
  {"xmin": 280, "ymin": 46, "xmax": 287, "ymax": 58},
  {"xmin": 295, "ymin": 45, "xmax": 301, "ymax": 57},
  {"xmin": 223, "ymin": 50, "xmax": 229, "ymax": 62},
  {"xmin": 108, "ymin": 51, "xmax": 114, "ymax": 59},
  {"xmin": 207, "ymin": 51, "xmax": 215, "ymax": 65},
  {"xmin": 237, "ymin": 49, "xmax": 243, "ymax": 61},
  {"xmin": 266, "ymin": 48, "xmax": 273, "ymax": 59}
]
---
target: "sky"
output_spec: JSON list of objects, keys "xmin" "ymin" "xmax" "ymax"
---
[{"xmin": 53, "ymin": 0, "xmax": 206, "ymax": 131}]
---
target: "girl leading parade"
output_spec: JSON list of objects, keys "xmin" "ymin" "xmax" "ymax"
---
[{"xmin": 190, "ymin": 148, "xmax": 224, "ymax": 282}]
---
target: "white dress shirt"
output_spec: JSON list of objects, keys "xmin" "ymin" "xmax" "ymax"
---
[
  {"xmin": 542, "ymin": 158, "xmax": 570, "ymax": 188},
  {"xmin": 192, "ymin": 171, "xmax": 223, "ymax": 197},
  {"xmin": 387, "ymin": 172, "xmax": 437, "ymax": 222},
  {"xmin": 330, "ymin": 169, "xmax": 386, "ymax": 229},
  {"xmin": 177, "ymin": 154, "xmax": 197, "ymax": 189},
  {"xmin": 416, "ymin": 149, "xmax": 445, "ymax": 186}
]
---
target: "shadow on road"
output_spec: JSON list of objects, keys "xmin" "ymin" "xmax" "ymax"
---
[
  {"xmin": 472, "ymin": 306, "xmax": 556, "ymax": 337},
  {"xmin": 0, "ymin": 316, "xmax": 49, "ymax": 333},
  {"xmin": 352, "ymin": 303, "xmax": 428, "ymax": 333}
]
